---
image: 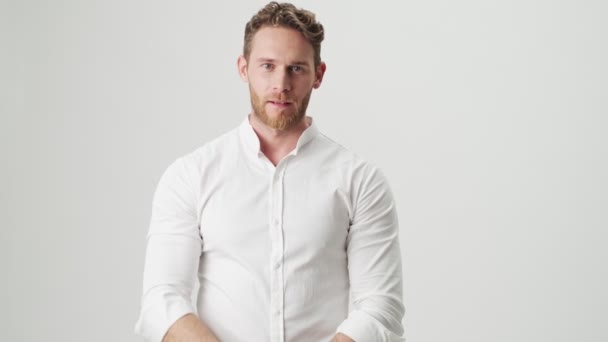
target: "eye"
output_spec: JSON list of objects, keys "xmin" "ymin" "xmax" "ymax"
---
[
  {"xmin": 289, "ymin": 65, "xmax": 303, "ymax": 73},
  {"xmin": 261, "ymin": 63, "xmax": 273, "ymax": 70}
]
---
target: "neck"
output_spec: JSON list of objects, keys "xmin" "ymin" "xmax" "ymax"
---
[{"xmin": 249, "ymin": 114, "xmax": 310, "ymax": 166}]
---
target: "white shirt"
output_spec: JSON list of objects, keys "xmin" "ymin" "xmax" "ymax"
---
[{"xmin": 135, "ymin": 117, "xmax": 405, "ymax": 342}]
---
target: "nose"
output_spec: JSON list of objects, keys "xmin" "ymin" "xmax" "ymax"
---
[{"xmin": 272, "ymin": 68, "xmax": 291, "ymax": 93}]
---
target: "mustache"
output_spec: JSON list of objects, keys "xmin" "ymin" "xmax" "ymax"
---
[{"xmin": 266, "ymin": 95, "xmax": 295, "ymax": 102}]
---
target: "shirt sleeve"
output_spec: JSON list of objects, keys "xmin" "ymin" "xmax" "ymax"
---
[
  {"xmin": 135, "ymin": 157, "xmax": 202, "ymax": 342},
  {"xmin": 336, "ymin": 164, "xmax": 405, "ymax": 342}
]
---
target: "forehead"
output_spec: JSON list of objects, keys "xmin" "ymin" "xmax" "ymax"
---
[{"xmin": 249, "ymin": 26, "xmax": 314, "ymax": 63}]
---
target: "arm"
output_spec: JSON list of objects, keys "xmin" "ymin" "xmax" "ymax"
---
[
  {"xmin": 135, "ymin": 157, "xmax": 218, "ymax": 341},
  {"xmin": 336, "ymin": 165, "xmax": 405, "ymax": 342},
  {"xmin": 330, "ymin": 333, "xmax": 355, "ymax": 342},
  {"xmin": 163, "ymin": 313, "xmax": 218, "ymax": 342}
]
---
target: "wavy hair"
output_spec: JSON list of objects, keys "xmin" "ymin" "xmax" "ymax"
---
[{"xmin": 243, "ymin": 2, "xmax": 325, "ymax": 66}]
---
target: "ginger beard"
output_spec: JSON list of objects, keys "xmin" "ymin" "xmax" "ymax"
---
[{"xmin": 249, "ymin": 85, "xmax": 312, "ymax": 131}]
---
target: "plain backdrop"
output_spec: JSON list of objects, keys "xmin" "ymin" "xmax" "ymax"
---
[{"xmin": 1, "ymin": 0, "xmax": 607, "ymax": 341}]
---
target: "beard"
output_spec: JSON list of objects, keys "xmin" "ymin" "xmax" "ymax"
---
[{"xmin": 249, "ymin": 86, "xmax": 311, "ymax": 131}]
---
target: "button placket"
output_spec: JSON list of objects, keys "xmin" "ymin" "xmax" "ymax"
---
[{"xmin": 269, "ymin": 164, "xmax": 286, "ymax": 342}]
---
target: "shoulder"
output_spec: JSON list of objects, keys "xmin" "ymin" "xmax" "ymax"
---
[
  {"xmin": 313, "ymin": 132, "xmax": 385, "ymax": 181},
  {"xmin": 161, "ymin": 125, "xmax": 241, "ymax": 182},
  {"xmin": 187, "ymin": 125, "xmax": 240, "ymax": 164},
  {"xmin": 311, "ymin": 132, "xmax": 396, "ymax": 219}
]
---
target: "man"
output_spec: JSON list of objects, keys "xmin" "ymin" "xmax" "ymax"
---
[{"xmin": 135, "ymin": 2, "xmax": 405, "ymax": 341}]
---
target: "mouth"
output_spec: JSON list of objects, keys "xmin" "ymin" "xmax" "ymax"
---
[{"xmin": 268, "ymin": 100, "xmax": 293, "ymax": 107}]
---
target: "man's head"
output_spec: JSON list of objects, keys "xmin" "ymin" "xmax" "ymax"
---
[
  {"xmin": 238, "ymin": 2, "xmax": 326, "ymax": 131},
  {"xmin": 243, "ymin": 2, "xmax": 324, "ymax": 68}
]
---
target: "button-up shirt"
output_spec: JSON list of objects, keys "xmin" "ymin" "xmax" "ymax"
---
[{"xmin": 135, "ymin": 116, "xmax": 405, "ymax": 342}]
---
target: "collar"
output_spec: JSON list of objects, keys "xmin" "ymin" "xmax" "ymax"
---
[{"xmin": 238, "ymin": 115, "xmax": 319, "ymax": 158}]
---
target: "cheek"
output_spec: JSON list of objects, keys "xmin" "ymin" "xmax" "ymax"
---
[
  {"xmin": 295, "ymin": 78, "xmax": 316, "ymax": 93},
  {"xmin": 248, "ymin": 76, "xmax": 270, "ymax": 93}
]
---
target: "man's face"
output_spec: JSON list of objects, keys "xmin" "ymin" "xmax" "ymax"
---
[{"xmin": 238, "ymin": 26, "xmax": 325, "ymax": 131}]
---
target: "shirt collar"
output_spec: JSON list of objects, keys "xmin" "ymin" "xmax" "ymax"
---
[{"xmin": 239, "ymin": 115, "xmax": 319, "ymax": 158}]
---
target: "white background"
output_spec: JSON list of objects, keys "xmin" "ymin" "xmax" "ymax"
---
[{"xmin": 2, "ymin": 0, "xmax": 607, "ymax": 341}]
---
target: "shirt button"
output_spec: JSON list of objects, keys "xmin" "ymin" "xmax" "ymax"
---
[
  {"xmin": 274, "ymin": 261, "xmax": 281, "ymax": 269},
  {"xmin": 273, "ymin": 218, "xmax": 280, "ymax": 226}
]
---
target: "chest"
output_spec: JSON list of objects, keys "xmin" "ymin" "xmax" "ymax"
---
[{"xmin": 197, "ymin": 164, "xmax": 351, "ymax": 259}]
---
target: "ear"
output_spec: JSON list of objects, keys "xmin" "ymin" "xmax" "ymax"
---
[
  {"xmin": 313, "ymin": 62, "xmax": 327, "ymax": 89},
  {"xmin": 237, "ymin": 55, "xmax": 249, "ymax": 82}
]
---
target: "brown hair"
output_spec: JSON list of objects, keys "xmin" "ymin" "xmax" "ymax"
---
[{"xmin": 243, "ymin": 2, "xmax": 325, "ymax": 66}]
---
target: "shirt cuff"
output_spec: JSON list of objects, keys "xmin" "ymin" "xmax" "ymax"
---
[
  {"xmin": 336, "ymin": 310, "xmax": 405, "ymax": 342},
  {"xmin": 135, "ymin": 291, "xmax": 196, "ymax": 342}
]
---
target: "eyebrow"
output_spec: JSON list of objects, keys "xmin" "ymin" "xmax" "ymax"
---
[{"xmin": 255, "ymin": 58, "xmax": 311, "ymax": 66}]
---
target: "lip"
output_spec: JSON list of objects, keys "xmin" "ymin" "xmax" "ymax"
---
[{"xmin": 267, "ymin": 100, "xmax": 293, "ymax": 107}]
